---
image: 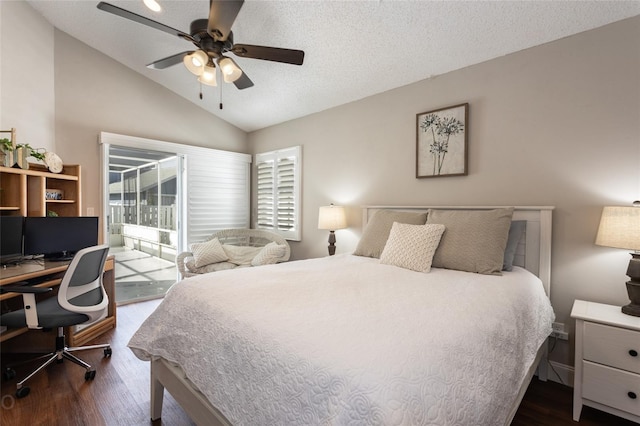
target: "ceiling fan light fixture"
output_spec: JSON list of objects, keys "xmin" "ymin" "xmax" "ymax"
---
[
  {"xmin": 143, "ymin": 0, "xmax": 162, "ymax": 12},
  {"xmin": 184, "ymin": 50, "xmax": 208, "ymax": 75},
  {"xmin": 218, "ymin": 57, "xmax": 242, "ymax": 83},
  {"xmin": 198, "ymin": 63, "xmax": 217, "ymax": 86}
]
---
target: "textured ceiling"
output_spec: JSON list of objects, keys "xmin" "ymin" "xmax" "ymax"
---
[{"xmin": 27, "ymin": 1, "xmax": 640, "ymax": 132}]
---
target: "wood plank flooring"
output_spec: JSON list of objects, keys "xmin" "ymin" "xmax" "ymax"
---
[{"xmin": 1, "ymin": 299, "xmax": 636, "ymax": 425}]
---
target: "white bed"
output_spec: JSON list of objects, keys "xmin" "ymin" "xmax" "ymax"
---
[{"xmin": 128, "ymin": 206, "xmax": 555, "ymax": 426}]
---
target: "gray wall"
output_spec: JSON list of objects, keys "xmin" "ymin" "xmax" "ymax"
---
[
  {"xmin": 0, "ymin": 1, "xmax": 55, "ymax": 151},
  {"xmin": 248, "ymin": 16, "xmax": 640, "ymax": 370}
]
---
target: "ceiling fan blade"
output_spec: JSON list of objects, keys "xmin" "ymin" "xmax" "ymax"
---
[
  {"xmin": 208, "ymin": 0, "xmax": 244, "ymax": 42},
  {"xmin": 233, "ymin": 72, "xmax": 254, "ymax": 90},
  {"xmin": 97, "ymin": 2, "xmax": 194, "ymax": 42},
  {"xmin": 232, "ymin": 44, "xmax": 304, "ymax": 65},
  {"xmin": 147, "ymin": 51, "xmax": 193, "ymax": 70}
]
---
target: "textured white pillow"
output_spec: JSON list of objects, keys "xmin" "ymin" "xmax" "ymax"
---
[
  {"xmin": 427, "ymin": 208, "xmax": 514, "ymax": 275},
  {"xmin": 380, "ymin": 223, "xmax": 445, "ymax": 272},
  {"xmin": 251, "ymin": 242, "xmax": 287, "ymax": 266},
  {"xmin": 190, "ymin": 238, "xmax": 229, "ymax": 268}
]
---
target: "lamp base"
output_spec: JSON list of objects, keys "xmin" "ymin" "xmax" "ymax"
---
[
  {"xmin": 621, "ymin": 254, "xmax": 640, "ymax": 317},
  {"xmin": 622, "ymin": 280, "xmax": 640, "ymax": 317},
  {"xmin": 327, "ymin": 231, "xmax": 336, "ymax": 256},
  {"xmin": 622, "ymin": 303, "xmax": 640, "ymax": 316}
]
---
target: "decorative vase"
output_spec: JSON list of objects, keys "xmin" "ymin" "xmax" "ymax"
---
[
  {"xmin": 13, "ymin": 147, "xmax": 29, "ymax": 169},
  {"xmin": 0, "ymin": 148, "xmax": 13, "ymax": 167}
]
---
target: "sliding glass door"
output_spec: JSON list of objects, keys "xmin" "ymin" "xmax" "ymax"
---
[{"xmin": 106, "ymin": 145, "xmax": 182, "ymax": 304}]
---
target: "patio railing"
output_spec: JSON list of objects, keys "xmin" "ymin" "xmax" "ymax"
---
[{"xmin": 109, "ymin": 205, "xmax": 177, "ymax": 262}]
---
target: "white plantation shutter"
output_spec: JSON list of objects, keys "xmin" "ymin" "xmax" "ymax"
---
[
  {"xmin": 256, "ymin": 159, "xmax": 275, "ymax": 229},
  {"xmin": 255, "ymin": 146, "xmax": 301, "ymax": 240}
]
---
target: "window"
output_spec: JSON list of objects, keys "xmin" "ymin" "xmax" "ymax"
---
[
  {"xmin": 100, "ymin": 132, "xmax": 251, "ymax": 253},
  {"xmin": 255, "ymin": 146, "xmax": 301, "ymax": 241}
]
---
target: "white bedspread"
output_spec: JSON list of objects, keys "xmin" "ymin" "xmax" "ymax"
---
[{"xmin": 129, "ymin": 254, "xmax": 554, "ymax": 426}]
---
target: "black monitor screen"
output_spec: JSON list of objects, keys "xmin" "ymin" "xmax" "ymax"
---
[
  {"xmin": 0, "ymin": 216, "xmax": 24, "ymax": 264},
  {"xmin": 23, "ymin": 216, "xmax": 99, "ymax": 260}
]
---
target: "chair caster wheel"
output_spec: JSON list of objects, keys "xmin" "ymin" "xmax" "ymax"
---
[
  {"xmin": 3, "ymin": 368, "xmax": 16, "ymax": 381},
  {"xmin": 104, "ymin": 347, "xmax": 112, "ymax": 358},
  {"xmin": 16, "ymin": 386, "xmax": 30, "ymax": 398},
  {"xmin": 85, "ymin": 370, "xmax": 96, "ymax": 381}
]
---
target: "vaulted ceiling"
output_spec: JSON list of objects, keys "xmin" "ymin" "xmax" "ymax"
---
[{"xmin": 27, "ymin": 1, "xmax": 640, "ymax": 132}]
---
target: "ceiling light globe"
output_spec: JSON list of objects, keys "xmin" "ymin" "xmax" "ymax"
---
[
  {"xmin": 143, "ymin": 0, "xmax": 162, "ymax": 12},
  {"xmin": 184, "ymin": 50, "xmax": 208, "ymax": 76},
  {"xmin": 218, "ymin": 57, "xmax": 242, "ymax": 83},
  {"xmin": 198, "ymin": 64, "xmax": 217, "ymax": 86}
]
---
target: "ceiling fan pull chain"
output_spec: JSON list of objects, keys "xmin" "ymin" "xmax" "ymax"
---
[
  {"xmin": 199, "ymin": 81, "xmax": 203, "ymax": 100},
  {"xmin": 219, "ymin": 74, "xmax": 223, "ymax": 110}
]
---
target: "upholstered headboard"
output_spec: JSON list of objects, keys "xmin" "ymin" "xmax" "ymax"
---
[{"xmin": 362, "ymin": 206, "xmax": 554, "ymax": 297}]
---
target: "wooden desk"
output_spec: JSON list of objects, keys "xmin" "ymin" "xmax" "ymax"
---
[{"xmin": 0, "ymin": 256, "xmax": 116, "ymax": 349}]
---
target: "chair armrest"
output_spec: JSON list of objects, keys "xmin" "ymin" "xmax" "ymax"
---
[
  {"xmin": 1, "ymin": 285, "xmax": 53, "ymax": 329},
  {"xmin": 175, "ymin": 251, "xmax": 194, "ymax": 280},
  {"xmin": 0, "ymin": 285, "xmax": 53, "ymax": 294}
]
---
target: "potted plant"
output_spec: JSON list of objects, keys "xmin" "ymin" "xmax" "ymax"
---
[
  {"xmin": 0, "ymin": 137, "xmax": 13, "ymax": 167},
  {"xmin": 14, "ymin": 143, "xmax": 46, "ymax": 170}
]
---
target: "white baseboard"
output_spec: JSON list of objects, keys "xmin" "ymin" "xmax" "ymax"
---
[{"xmin": 546, "ymin": 360, "xmax": 574, "ymax": 387}]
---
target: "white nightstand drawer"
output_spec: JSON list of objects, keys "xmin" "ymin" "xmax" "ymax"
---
[
  {"xmin": 583, "ymin": 361, "xmax": 640, "ymax": 416},
  {"xmin": 584, "ymin": 322, "xmax": 640, "ymax": 374}
]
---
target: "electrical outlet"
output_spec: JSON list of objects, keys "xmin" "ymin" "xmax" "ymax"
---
[
  {"xmin": 550, "ymin": 330, "xmax": 569, "ymax": 340},
  {"xmin": 551, "ymin": 322, "xmax": 568, "ymax": 340}
]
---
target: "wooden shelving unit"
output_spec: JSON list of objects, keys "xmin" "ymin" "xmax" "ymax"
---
[{"xmin": 0, "ymin": 163, "xmax": 81, "ymax": 217}]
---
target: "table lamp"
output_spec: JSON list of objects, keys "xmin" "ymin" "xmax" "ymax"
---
[
  {"xmin": 318, "ymin": 204, "xmax": 347, "ymax": 255},
  {"xmin": 595, "ymin": 202, "xmax": 640, "ymax": 316}
]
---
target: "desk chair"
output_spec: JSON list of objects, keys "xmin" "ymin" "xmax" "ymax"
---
[{"xmin": 0, "ymin": 245, "xmax": 112, "ymax": 398}]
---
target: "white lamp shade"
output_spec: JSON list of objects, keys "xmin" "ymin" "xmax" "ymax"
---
[
  {"xmin": 198, "ymin": 63, "xmax": 217, "ymax": 86},
  {"xmin": 595, "ymin": 206, "xmax": 640, "ymax": 251},
  {"xmin": 218, "ymin": 57, "xmax": 243, "ymax": 83},
  {"xmin": 184, "ymin": 50, "xmax": 208, "ymax": 76},
  {"xmin": 318, "ymin": 205, "xmax": 347, "ymax": 230}
]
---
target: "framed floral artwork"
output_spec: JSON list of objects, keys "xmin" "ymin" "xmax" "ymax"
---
[{"xmin": 416, "ymin": 103, "xmax": 468, "ymax": 178}]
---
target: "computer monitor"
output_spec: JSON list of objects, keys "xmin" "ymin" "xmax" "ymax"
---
[
  {"xmin": 0, "ymin": 216, "xmax": 24, "ymax": 265},
  {"xmin": 23, "ymin": 216, "xmax": 99, "ymax": 260}
]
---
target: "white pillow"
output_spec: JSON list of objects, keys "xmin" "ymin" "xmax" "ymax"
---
[
  {"xmin": 380, "ymin": 223, "xmax": 445, "ymax": 272},
  {"xmin": 190, "ymin": 238, "xmax": 229, "ymax": 268},
  {"xmin": 223, "ymin": 244, "xmax": 263, "ymax": 265},
  {"xmin": 251, "ymin": 242, "xmax": 287, "ymax": 266}
]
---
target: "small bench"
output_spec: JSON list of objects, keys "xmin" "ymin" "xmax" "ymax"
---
[{"xmin": 176, "ymin": 229, "xmax": 290, "ymax": 279}]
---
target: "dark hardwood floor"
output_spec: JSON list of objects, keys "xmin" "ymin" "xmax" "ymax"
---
[{"xmin": 1, "ymin": 299, "xmax": 636, "ymax": 426}]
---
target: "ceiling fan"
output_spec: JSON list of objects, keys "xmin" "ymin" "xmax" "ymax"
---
[{"xmin": 96, "ymin": 1, "xmax": 305, "ymax": 91}]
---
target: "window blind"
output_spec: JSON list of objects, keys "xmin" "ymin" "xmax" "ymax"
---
[
  {"xmin": 186, "ymin": 154, "xmax": 250, "ymax": 243},
  {"xmin": 255, "ymin": 146, "xmax": 301, "ymax": 241}
]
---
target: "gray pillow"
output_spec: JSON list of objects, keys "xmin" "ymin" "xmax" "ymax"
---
[
  {"xmin": 427, "ymin": 208, "xmax": 514, "ymax": 275},
  {"xmin": 354, "ymin": 210, "xmax": 428, "ymax": 258},
  {"xmin": 503, "ymin": 220, "xmax": 526, "ymax": 271}
]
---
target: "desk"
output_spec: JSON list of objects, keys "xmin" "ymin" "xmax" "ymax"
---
[{"xmin": 0, "ymin": 256, "xmax": 116, "ymax": 349}]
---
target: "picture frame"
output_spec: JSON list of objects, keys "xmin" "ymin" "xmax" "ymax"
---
[{"xmin": 416, "ymin": 103, "xmax": 468, "ymax": 178}]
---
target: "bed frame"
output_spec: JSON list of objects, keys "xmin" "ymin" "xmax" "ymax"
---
[{"xmin": 149, "ymin": 205, "xmax": 555, "ymax": 426}]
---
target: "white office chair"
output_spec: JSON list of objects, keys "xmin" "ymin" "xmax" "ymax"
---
[{"xmin": 0, "ymin": 244, "xmax": 112, "ymax": 398}]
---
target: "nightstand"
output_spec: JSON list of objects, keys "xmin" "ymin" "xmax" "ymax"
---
[{"xmin": 571, "ymin": 300, "xmax": 640, "ymax": 423}]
